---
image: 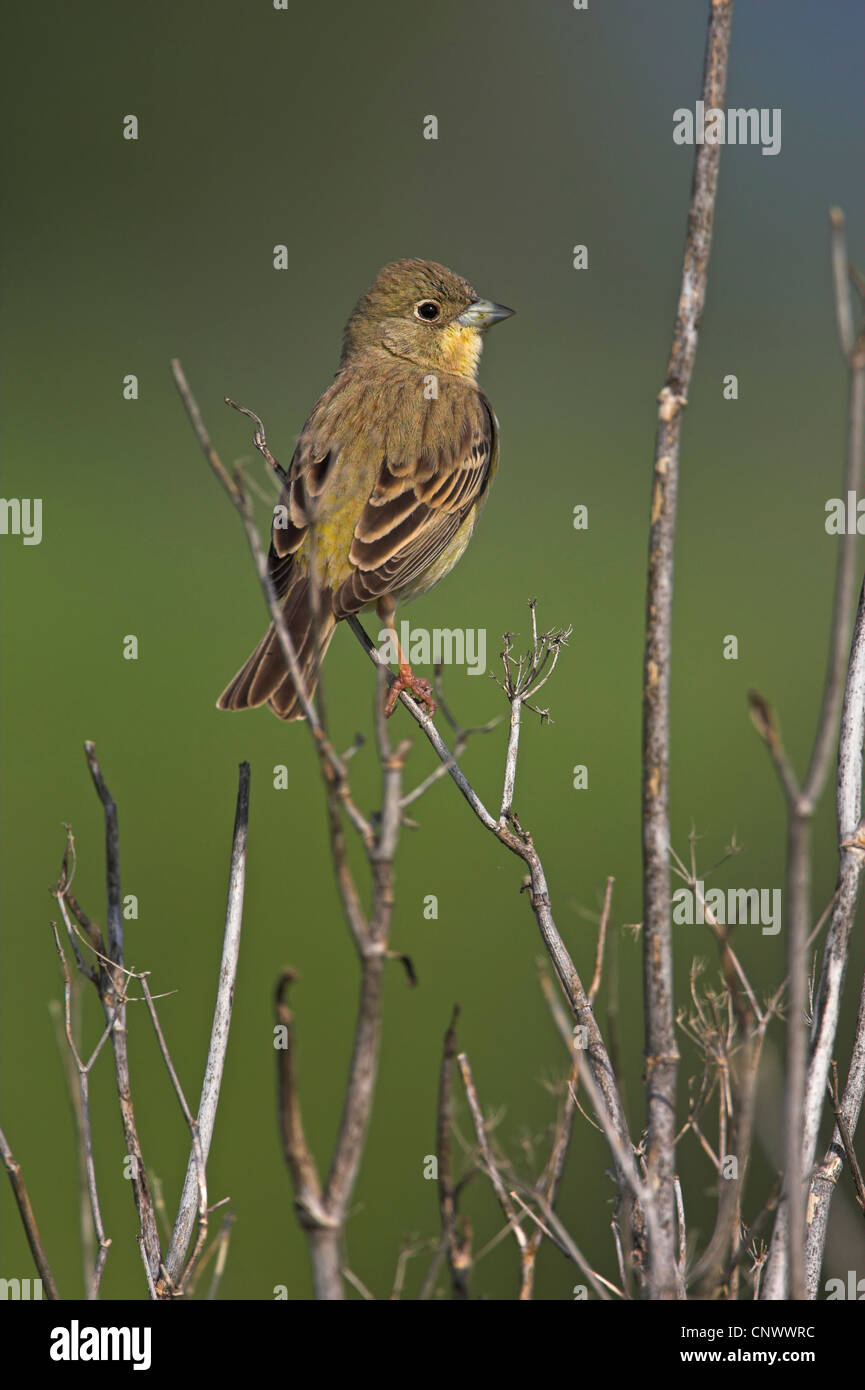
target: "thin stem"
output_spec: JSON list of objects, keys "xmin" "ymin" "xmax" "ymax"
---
[
  {"xmin": 760, "ymin": 224, "xmax": 865, "ymax": 1298},
  {"xmin": 640, "ymin": 0, "xmax": 734, "ymax": 1298},
  {"xmin": 162, "ymin": 761, "xmax": 249, "ymax": 1290},
  {"xmin": 81, "ymin": 743, "xmax": 162, "ymax": 1289},
  {"xmin": 0, "ymin": 1127, "xmax": 60, "ymax": 1300}
]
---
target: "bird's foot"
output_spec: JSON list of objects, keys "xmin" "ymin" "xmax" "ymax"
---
[{"xmin": 385, "ymin": 663, "xmax": 437, "ymax": 718}]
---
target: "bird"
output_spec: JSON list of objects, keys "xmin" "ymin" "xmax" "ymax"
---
[{"xmin": 217, "ymin": 258, "xmax": 514, "ymax": 721}]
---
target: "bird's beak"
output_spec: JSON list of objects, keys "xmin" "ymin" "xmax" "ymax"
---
[{"xmin": 457, "ymin": 298, "xmax": 515, "ymax": 329}]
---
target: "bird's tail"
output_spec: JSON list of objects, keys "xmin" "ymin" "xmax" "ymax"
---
[{"xmin": 216, "ymin": 573, "xmax": 336, "ymax": 721}]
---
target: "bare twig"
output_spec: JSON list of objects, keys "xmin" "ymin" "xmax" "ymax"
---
[
  {"xmin": 667, "ymin": 842, "xmax": 779, "ymax": 1297},
  {"xmin": 828, "ymin": 1062, "xmax": 865, "ymax": 1212},
  {"xmin": 48, "ymin": 986, "xmax": 95, "ymax": 1287},
  {"xmin": 511, "ymin": 1188, "xmax": 617, "ymax": 1300},
  {"xmin": 674, "ymin": 1176, "xmax": 687, "ymax": 1287},
  {"xmin": 206, "ymin": 1211, "xmax": 235, "ymax": 1301},
  {"xmin": 804, "ymin": 957, "xmax": 865, "ymax": 1293},
  {"xmin": 0, "ymin": 1127, "xmax": 60, "ymax": 1299},
  {"xmin": 344, "ymin": 610, "xmax": 639, "ymax": 1263},
  {"xmin": 139, "ymin": 973, "xmax": 208, "ymax": 1294},
  {"xmin": 183, "ymin": 1207, "xmax": 236, "ymax": 1301},
  {"xmin": 436, "ymin": 1006, "xmax": 470, "ymax": 1299},
  {"xmin": 322, "ymin": 706, "xmax": 409, "ymax": 1229},
  {"xmin": 342, "ymin": 1266, "xmax": 376, "ymax": 1301},
  {"xmin": 273, "ymin": 968, "xmax": 325, "ymax": 1229},
  {"xmin": 569, "ymin": 1052, "xmax": 654, "ymax": 1236},
  {"xmin": 759, "ymin": 215, "xmax": 865, "ymax": 1300},
  {"xmin": 457, "ymin": 1052, "xmax": 531, "ymax": 1298},
  {"xmin": 640, "ymin": 0, "xmax": 734, "ymax": 1299},
  {"xmin": 76, "ymin": 743, "xmax": 163, "ymax": 1290},
  {"xmin": 519, "ymin": 1056, "xmax": 580, "ymax": 1298},
  {"xmin": 538, "ymin": 961, "xmax": 575, "ymax": 1053},
  {"xmin": 589, "ymin": 877, "xmax": 614, "ymax": 1006},
  {"xmin": 830, "ymin": 208, "xmax": 856, "ymax": 360},
  {"xmin": 50, "ymin": 925, "xmax": 115, "ymax": 1298},
  {"xmin": 495, "ymin": 603, "xmax": 571, "ymax": 822},
  {"xmin": 162, "ymin": 761, "xmax": 250, "ymax": 1292}
]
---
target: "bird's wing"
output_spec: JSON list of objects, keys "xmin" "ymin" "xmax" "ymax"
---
[
  {"xmin": 267, "ymin": 409, "xmax": 341, "ymax": 601},
  {"xmin": 333, "ymin": 384, "xmax": 496, "ymax": 617}
]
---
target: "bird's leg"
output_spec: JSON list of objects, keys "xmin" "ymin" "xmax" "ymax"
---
[{"xmin": 377, "ymin": 597, "xmax": 437, "ymax": 718}]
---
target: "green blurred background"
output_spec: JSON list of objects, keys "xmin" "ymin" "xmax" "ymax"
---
[{"xmin": 2, "ymin": 0, "xmax": 864, "ymax": 1300}]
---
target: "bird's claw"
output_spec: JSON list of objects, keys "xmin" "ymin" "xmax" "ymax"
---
[{"xmin": 385, "ymin": 665, "xmax": 437, "ymax": 718}]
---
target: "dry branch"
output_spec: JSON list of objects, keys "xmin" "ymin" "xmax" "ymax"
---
[
  {"xmin": 75, "ymin": 743, "xmax": 163, "ymax": 1288},
  {"xmin": 161, "ymin": 760, "xmax": 250, "ymax": 1291},
  {"xmin": 176, "ymin": 365, "xmax": 642, "ymax": 1294},
  {"xmin": 757, "ymin": 210, "xmax": 865, "ymax": 1300},
  {"xmin": 0, "ymin": 1127, "xmax": 60, "ymax": 1300},
  {"xmin": 640, "ymin": 0, "xmax": 734, "ymax": 1299}
]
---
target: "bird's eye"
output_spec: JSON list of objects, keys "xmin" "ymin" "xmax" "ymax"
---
[{"xmin": 414, "ymin": 300, "xmax": 441, "ymax": 321}]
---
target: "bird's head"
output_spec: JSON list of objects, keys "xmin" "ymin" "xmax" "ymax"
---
[{"xmin": 341, "ymin": 258, "xmax": 514, "ymax": 378}]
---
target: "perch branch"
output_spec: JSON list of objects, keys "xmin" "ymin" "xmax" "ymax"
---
[{"xmin": 176, "ymin": 366, "xmax": 640, "ymax": 1289}]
